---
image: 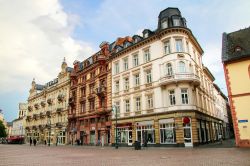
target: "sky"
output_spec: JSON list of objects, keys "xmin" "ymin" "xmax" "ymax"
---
[{"xmin": 0, "ymin": 0, "xmax": 250, "ymax": 122}]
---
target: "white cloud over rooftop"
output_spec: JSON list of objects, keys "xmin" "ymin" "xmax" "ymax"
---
[{"xmin": 0, "ymin": 0, "xmax": 94, "ymax": 93}]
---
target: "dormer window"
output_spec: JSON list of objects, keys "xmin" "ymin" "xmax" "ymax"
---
[
  {"xmin": 134, "ymin": 38, "xmax": 138, "ymax": 43},
  {"xmin": 161, "ymin": 19, "xmax": 168, "ymax": 29},
  {"xmin": 173, "ymin": 18, "xmax": 180, "ymax": 26},
  {"xmin": 144, "ymin": 32, "xmax": 149, "ymax": 38},
  {"xmin": 234, "ymin": 46, "xmax": 242, "ymax": 52}
]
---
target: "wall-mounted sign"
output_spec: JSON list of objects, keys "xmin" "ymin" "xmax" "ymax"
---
[{"xmin": 238, "ymin": 120, "xmax": 248, "ymax": 123}]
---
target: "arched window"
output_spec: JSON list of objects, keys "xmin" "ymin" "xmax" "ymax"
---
[
  {"xmin": 179, "ymin": 61, "xmax": 186, "ymax": 73},
  {"xmin": 166, "ymin": 63, "xmax": 173, "ymax": 76}
]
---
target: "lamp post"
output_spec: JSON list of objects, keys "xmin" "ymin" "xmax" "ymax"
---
[
  {"xmin": 112, "ymin": 105, "xmax": 118, "ymax": 149},
  {"xmin": 47, "ymin": 118, "xmax": 51, "ymax": 146}
]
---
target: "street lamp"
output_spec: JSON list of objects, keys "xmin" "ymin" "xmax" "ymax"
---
[
  {"xmin": 47, "ymin": 117, "xmax": 51, "ymax": 146},
  {"xmin": 112, "ymin": 105, "xmax": 118, "ymax": 149}
]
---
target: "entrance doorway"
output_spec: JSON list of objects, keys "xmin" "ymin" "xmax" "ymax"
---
[
  {"xmin": 183, "ymin": 117, "xmax": 193, "ymax": 147},
  {"xmin": 128, "ymin": 130, "xmax": 132, "ymax": 146},
  {"xmin": 90, "ymin": 131, "xmax": 95, "ymax": 145}
]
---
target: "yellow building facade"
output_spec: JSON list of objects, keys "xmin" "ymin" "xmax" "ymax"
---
[
  {"xmin": 222, "ymin": 28, "xmax": 250, "ymax": 147},
  {"xmin": 26, "ymin": 60, "xmax": 72, "ymax": 145}
]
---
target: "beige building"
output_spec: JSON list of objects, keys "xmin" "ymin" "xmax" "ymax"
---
[
  {"xmin": 110, "ymin": 8, "xmax": 230, "ymax": 147},
  {"xmin": 11, "ymin": 103, "xmax": 27, "ymax": 138},
  {"xmin": 26, "ymin": 59, "xmax": 72, "ymax": 145},
  {"xmin": 222, "ymin": 27, "xmax": 250, "ymax": 147}
]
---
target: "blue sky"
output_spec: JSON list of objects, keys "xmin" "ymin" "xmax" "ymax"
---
[{"xmin": 0, "ymin": 0, "xmax": 250, "ymax": 122}]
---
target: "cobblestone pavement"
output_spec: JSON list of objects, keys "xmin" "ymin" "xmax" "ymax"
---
[{"xmin": 0, "ymin": 144, "xmax": 250, "ymax": 166}]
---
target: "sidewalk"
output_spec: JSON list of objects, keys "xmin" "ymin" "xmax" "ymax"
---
[{"xmin": 198, "ymin": 139, "xmax": 235, "ymax": 148}]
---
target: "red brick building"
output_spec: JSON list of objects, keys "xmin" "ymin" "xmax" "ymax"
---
[{"xmin": 68, "ymin": 42, "xmax": 112, "ymax": 145}]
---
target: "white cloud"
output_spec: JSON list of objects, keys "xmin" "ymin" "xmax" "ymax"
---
[{"xmin": 0, "ymin": 0, "xmax": 94, "ymax": 93}]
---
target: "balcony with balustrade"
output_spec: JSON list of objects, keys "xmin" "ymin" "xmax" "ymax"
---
[{"xmin": 159, "ymin": 72, "xmax": 200, "ymax": 86}]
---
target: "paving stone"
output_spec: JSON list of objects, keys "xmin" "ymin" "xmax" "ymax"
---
[{"xmin": 0, "ymin": 144, "xmax": 250, "ymax": 166}]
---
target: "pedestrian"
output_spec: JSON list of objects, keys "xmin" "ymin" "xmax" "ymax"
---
[
  {"xmin": 44, "ymin": 140, "xmax": 47, "ymax": 145},
  {"xmin": 33, "ymin": 138, "xmax": 37, "ymax": 146},
  {"xmin": 30, "ymin": 137, "xmax": 32, "ymax": 146},
  {"xmin": 218, "ymin": 134, "xmax": 222, "ymax": 144}
]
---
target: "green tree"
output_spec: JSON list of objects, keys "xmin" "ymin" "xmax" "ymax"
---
[{"xmin": 0, "ymin": 120, "xmax": 7, "ymax": 137}]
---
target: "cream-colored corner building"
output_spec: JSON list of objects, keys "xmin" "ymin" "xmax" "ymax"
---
[
  {"xmin": 222, "ymin": 28, "xmax": 250, "ymax": 147},
  {"xmin": 11, "ymin": 103, "xmax": 27, "ymax": 138},
  {"xmin": 26, "ymin": 60, "xmax": 72, "ymax": 145},
  {"xmin": 110, "ymin": 7, "xmax": 230, "ymax": 147}
]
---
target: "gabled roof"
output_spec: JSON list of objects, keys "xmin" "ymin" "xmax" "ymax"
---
[{"xmin": 222, "ymin": 27, "xmax": 250, "ymax": 62}]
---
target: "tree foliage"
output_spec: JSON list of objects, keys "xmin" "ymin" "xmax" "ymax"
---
[{"xmin": 0, "ymin": 120, "xmax": 7, "ymax": 137}]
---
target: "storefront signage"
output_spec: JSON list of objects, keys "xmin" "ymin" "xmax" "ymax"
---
[{"xmin": 238, "ymin": 120, "xmax": 248, "ymax": 123}]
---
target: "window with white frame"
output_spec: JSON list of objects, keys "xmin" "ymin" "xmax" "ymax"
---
[
  {"xmin": 178, "ymin": 61, "xmax": 186, "ymax": 73},
  {"xmin": 181, "ymin": 89, "xmax": 188, "ymax": 104},
  {"xmin": 136, "ymin": 124, "xmax": 155, "ymax": 143},
  {"xmin": 114, "ymin": 62, "xmax": 119, "ymax": 74},
  {"xmin": 169, "ymin": 90, "xmax": 176, "ymax": 105},
  {"xmin": 144, "ymin": 49, "xmax": 150, "ymax": 63},
  {"xmin": 175, "ymin": 39, "xmax": 183, "ymax": 52},
  {"xmin": 161, "ymin": 19, "xmax": 168, "ymax": 29},
  {"xmin": 166, "ymin": 63, "xmax": 173, "ymax": 76},
  {"xmin": 114, "ymin": 101, "xmax": 120, "ymax": 114},
  {"xmin": 147, "ymin": 95, "xmax": 153, "ymax": 109},
  {"xmin": 160, "ymin": 121, "xmax": 176, "ymax": 144},
  {"xmin": 164, "ymin": 40, "xmax": 171, "ymax": 55},
  {"xmin": 133, "ymin": 54, "xmax": 139, "ymax": 67},
  {"xmin": 145, "ymin": 69, "xmax": 152, "ymax": 83},
  {"xmin": 125, "ymin": 100, "xmax": 130, "ymax": 112},
  {"xmin": 115, "ymin": 80, "xmax": 119, "ymax": 93},
  {"xmin": 134, "ymin": 74, "xmax": 140, "ymax": 87},
  {"xmin": 135, "ymin": 97, "xmax": 141, "ymax": 111},
  {"xmin": 123, "ymin": 57, "xmax": 128, "ymax": 71},
  {"xmin": 124, "ymin": 77, "xmax": 129, "ymax": 91},
  {"xmin": 173, "ymin": 18, "xmax": 180, "ymax": 26}
]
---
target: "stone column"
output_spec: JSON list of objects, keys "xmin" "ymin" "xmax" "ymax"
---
[
  {"xmin": 132, "ymin": 122, "xmax": 136, "ymax": 143},
  {"xmin": 154, "ymin": 119, "xmax": 160, "ymax": 144},
  {"xmin": 191, "ymin": 117, "xmax": 198, "ymax": 145},
  {"xmin": 175, "ymin": 117, "xmax": 184, "ymax": 145}
]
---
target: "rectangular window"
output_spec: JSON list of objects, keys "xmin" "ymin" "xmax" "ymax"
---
[
  {"xmin": 144, "ymin": 49, "xmax": 150, "ymax": 63},
  {"xmin": 80, "ymin": 87, "xmax": 86, "ymax": 97},
  {"xmin": 81, "ymin": 102, "xmax": 86, "ymax": 113},
  {"xmin": 125, "ymin": 100, "xmax": 130, "ymax": 112},
  {"xmin": 136, "ymin": 125, "xmax": 155, "ymax": 143},
  {"xmin": 114, "ymin": 62, "xmax": 119, "ymax": 74},
  {"xmin": 147, "ymin": 95, "xmax": 153, "ymax": 109},
  {"xmin": 173, "ymin": 19, "xmax": 180, "ymax": 26},
  {"xmin": 164, "ymin": 40, "xmax": 171, "ymax": 55},
  {"xmin": 146, "ymin": 70, "xmax": 152, "ymax": 83},
  {"xmin": 133, "ymin": 54, "xmax": 139, "ymax": 67},
  {"xmin": 134, "ymin": 74, "xmax": 140, "ymax": 87},
  {"xmin": 123, "ymin": 58, "xmax": 128, "ymax": 71},
  {"xmin": 169, "ymin": 90, "xmax": 176, "ymax": 105},
  {"xmin": 115, "ymin": 80, "xmax": 119, "ymax": 93},
  {"xmin": 89, "ymin": 84, "xmax": 95, "ymax": 94},
  {"xmin": 175, "ymin": 39, "xmax": 183, "ymax": 52},
  {"xmin": 181, "ymin": 89, "xmax": 188, "ymax": 104},
  {"xmin": 89, "ymin": 99, "xmax": 95, "ymax": 110},
  {"xmin": 160, "ymin": 122, "xmax": 176, "ymax": 144},
  {"xmin": 124, "ymin": 78, "xmax": 129, "ymax": 90},
  {"xmin": 135, "ymin": 97, "xmax": 141, "ymax": 111},
  {"xmin": 115, "ymin": 101, "xmax": 120, "ymax": 114}
]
